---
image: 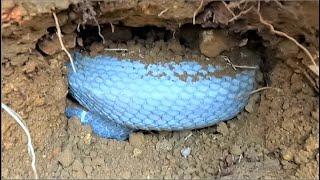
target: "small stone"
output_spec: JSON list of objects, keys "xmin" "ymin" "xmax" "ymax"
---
[
  {"xmin": 217, "ymin": 122, "xmax": 229, "ymax": 136},
  {"xmin": 133, "ymin": 148, "xmax": 142, "ymax": 157},
  {"xmin": 230, "ymin": 145, "xmax": 242, "ymax": 156},
  {"xmin": 57, "ymin": 145, "xmax": 75, "ymax": 167},
  {"xmin": 294, "ymin": 150, "xmax": 309, "ymax": 164},
  {"xmin": 129, "ymin": 132, "xmax": 145, "ymax": 148},
  {"xmin": 199, "ymin": 30, "xmax": 237, "ymax": 58},
  {"xmin": 311, "ymin": 109, "xmax": 319, "ymax": 121},
  {"xmin": 181, "ymin": 147, "xmax": 191, "ymax": 158},
  {"xmin": 155, "ymin": 139, "xmax": 173, "ymax": 152},
  {"xmin": 245, "ymin": 93, "xmax": 259, "ymax": 113},
  {"xmin": 304, "ymin": 136, "xmax": 319, "ymax": 152},
  {"xmin": 281, "ymin": 148, "xmax": 295, "ymax": 161}
]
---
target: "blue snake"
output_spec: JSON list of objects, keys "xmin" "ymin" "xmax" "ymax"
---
[{"xmin": 65, "ymin": 49, "xmax": 258, "ymax": 140}]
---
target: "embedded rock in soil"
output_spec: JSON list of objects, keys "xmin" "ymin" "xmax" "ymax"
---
[
  {"xmin": 58, "ymin": 145, "xmax": 75, "ymax": 168},
  {"xmin": 199, "ymin": 30, "xmax": 238, "ymax": 58}
]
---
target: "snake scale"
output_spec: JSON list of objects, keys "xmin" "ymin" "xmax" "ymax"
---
[{"xmin": 65, "ymin": 48, "xmax": 259, "ymax": 140}]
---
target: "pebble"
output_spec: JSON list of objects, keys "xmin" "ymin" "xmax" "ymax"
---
[
  {"xmin": 133, "ymin": 148, "xmax": 142, "ymax": 157},
  {"xmin": 281, "ymin": 148, "xmax": 295, "ymax": 161},
  {"xmin": 217, "ymin": 122, "xmax": 229, "ymax": 136},
  {"xmin": 129, "ymin": 132, "xmax": 145, "ymax": 148},
  {"xmin": 230, "ymin": 145, "xmax": 242, "ymax": 156},
  {"xmin": 181, "ymin": 147, "xmax": 191, "ymax": 158}
]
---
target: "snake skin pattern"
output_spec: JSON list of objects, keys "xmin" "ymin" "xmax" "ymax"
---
[{"xmin": 66, "ymin": 52, "xmax": 257, "ymax": 140}]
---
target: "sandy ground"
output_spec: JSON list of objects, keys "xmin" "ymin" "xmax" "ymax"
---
[{"xmin": 1, "ymin": 0, "xmax": 319, "ymax": 179}]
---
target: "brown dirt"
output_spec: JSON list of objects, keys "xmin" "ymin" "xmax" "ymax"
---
[{"xmin": 1, "ymin": 0, "xmax": 319, "ymax": 179}]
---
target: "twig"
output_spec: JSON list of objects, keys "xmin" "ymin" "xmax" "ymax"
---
[
  {"xmin": 1, "ymin": 103, "xmax": 38, "ymax": 179},
  {"xmin": 274, "ymin": 0, "xmax": 283, "ymax": 8},
  {"xmin": 104, "ymin": 48, "xmax": 128, "ymax": 51},
  {"xmin": 52, "ymin": 12, "xmax": 76, "ymax": 73},
  {"xmin": 193, "ymin": 0, "xmax": 204, "ymax": 25},
  {"xmin": 228, "ymin": 5, "xmax": 254, "ymax": 23},
  {"xmin": 256, "ymin": 3, "xmax": 319, "ymax": 76},
  {"xmin": 158, "ymin": 8, "xmax": 169, "ymax": 17}
]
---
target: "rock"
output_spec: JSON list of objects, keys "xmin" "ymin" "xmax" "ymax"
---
[
  {"xmin": 230, "ymin": 145, "xmax": 242, "ymax": 156},
  {"xmin": 199, "ymin": 30, "xmax": 237, "ymax": 58},
  {"xmin": 181, "ymin": 147, "xmax": 191, "ymax": 158},
  {"xmin": 281, "ymin": 148, "xmax": 295, "ymax": 161},
  {"xmin": 217, "ymin": 122, "xmax": 229, "ymax": 136},
  {"xmin": 57, "ymin": 145, "xmax": 75, "ymax": 167},
  {"xmin": 133, "ymin": 148, "xmax": 142, "ymax": 157},
  {"xmin": 129, "ymin": 132, "xmax": 145, "ymax": 148},
  {"xmin": 304, "ymin": 136, "xmax": 319, "ymax": 152},
  {"xmin": 245, "ymin": 93, "xmax": 260, "ymax": 113},
  {"xmin": 61, "ymin": 22, "xmax": 77, "ymax": 34},
  {"xmin": 37, "ymin": 33, "xmax": 76, "ymax": 55},
  {"xmin": 155, "ymin": 139, "xmax": 173, "ymax": 152},
  {"xmin": 311, "ymin": 109, "xmax": 319, "ymax": 121},
  {"xmin": 294, "ymin": 150, "xmax": 309, "ymax": 164}
]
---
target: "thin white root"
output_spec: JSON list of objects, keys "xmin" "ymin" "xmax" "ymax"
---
[
  {"xmin": 1, "ymin": 103, "xmax": 38, "ymax": 179},
  {"xmin": 249, "ymin": 87, "xmax": 282, "ymax": 95},
  {"xmin": 256, "ymin": 2, "xmax": 319, "ymax": 76},
  {"xmin": 158, "ymin": 8, "xmax": 169, "ymax": 17},
  {"xmin": 228, "ymin": 5, "xmax": 254, "ymax": 23},
  {"xmin": 233, "ymin": 65, "xmax": 259, "ymax": 69},
  {"xmin": 110, "ymin": 22, "xmax": 115, "ymax": 33},
  {"xmin": 221, "ymin": 1, "xmax": 236, "ymax": 17},
  {"xmin": 104, "ymin": 48, "xmax": 128, "ymax": 51},
  {"xmin": 52, "ymin": 12, "xmax": 77, "ymax": 73},
  {"xmin": 193, "ymin": 0, "xmax": 204, "ymax": 25},
  {"xmin": 93, "ymin": 18, "xmax": 105, "ymax": 44}
]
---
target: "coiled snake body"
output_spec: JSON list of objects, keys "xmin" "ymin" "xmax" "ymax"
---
[{"xmin": 66, "ymin": 49, "xmax": 259, "ymax": 140}]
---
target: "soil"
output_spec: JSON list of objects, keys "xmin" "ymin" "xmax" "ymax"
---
[{"xmin": 1, "ymin": 0, "xmax": 319, "ymax": 179}]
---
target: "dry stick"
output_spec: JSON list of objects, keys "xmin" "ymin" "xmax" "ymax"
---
[
  {"xmin": 233, "ymin": 65, "xmax": 258, "ymax": 69},
  {"xmin": 158, "ymin": 8, "xmax": 169, "ymax": 17},
  {"xmin": 52, "ymin": 12, "xmax": 76, "ymax": 73},
  {"xmin": 256, "ymin": 7, "xmax": 319, "ymax": 76},
  {"xmin": 193, "ymin": 0, "xmax": 204, "ymax": 25},
  {"xmin": 1, "ymin": 103, "xmax": 38, "ymax": 179}
]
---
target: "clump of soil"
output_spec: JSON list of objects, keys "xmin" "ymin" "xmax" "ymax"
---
[{"xmin": 1, "ymin": 0, "xmax": 319, "ymax": 179}]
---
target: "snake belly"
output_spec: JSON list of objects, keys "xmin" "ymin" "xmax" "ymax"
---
[{"xmin": 66, "ymin": 52, "xmax": 257, "ymax": 140}]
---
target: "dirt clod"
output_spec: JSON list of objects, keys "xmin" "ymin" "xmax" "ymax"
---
[{"xmin": 58, "ymin": 145, "xmax": 75, "ymax": 168}]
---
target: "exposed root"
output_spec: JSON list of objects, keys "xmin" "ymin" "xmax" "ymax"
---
[
  {"xmin": 256, "ymin": 3, "xmax": 319, "ymax": 76},
  {"xmin": 1, "ymin": 103, "xmax": 38, "ymax": 179},
  {"xmin": 249, "ymin": 87, "xmax": 282, "ymax": 95},
  {"xmin": 222, "ymin": 55, "xmax": 258, "ymax": 70},
  {"xmin": 104, "ymin": 48, "xmax": 128, "ymax": 52},
  {"xmin": 158, "ymin": 8, "xmax": 169, "ymax": 17},
  {"xmin": 221, "ymin": 1, "xmax": 236, "ymax": 17},
  {"xmin": 52, "ymin": 12, "xmax": 76, "ymax": 73},
  {"xmin": 81, "ymin": 0, "xmax": 105, "ymax": 44},
  {"xmin": 110, "ymin": 22, "xmax": 115, "ymax": 33},
  {"xmin": 228, "ymin": 5, "xmax": 254, "ymax": 23},
  {"xmin": 193, "ymin": 0, "xmax": 204, "ymax": 25},
  {"xmin": 93, "ymin": 18, "xmax": 105, "ymax": 44}
]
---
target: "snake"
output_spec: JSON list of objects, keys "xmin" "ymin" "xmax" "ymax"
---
[{"xmin": 65, "ymin": 48, "xmax": 259, "ymax": 140}]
